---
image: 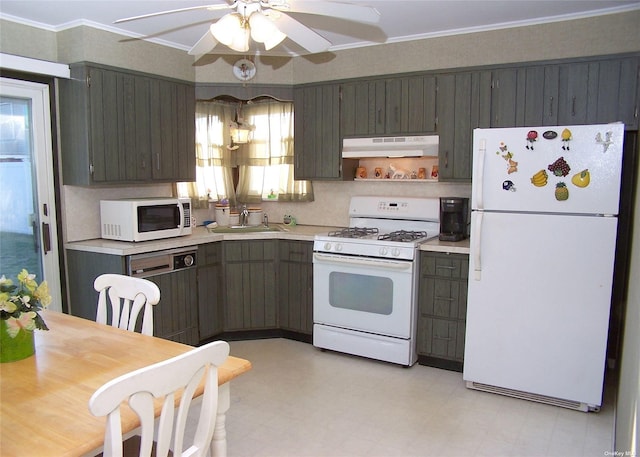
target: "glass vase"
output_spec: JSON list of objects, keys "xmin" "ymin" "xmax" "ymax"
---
[{"xmin": 0, "ymin": 319, "xmax": 35, "ymax": 363}]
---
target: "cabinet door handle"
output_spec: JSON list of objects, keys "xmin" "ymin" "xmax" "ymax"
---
[
  {"xmin": 436, "ymin": 265, "xmax": 456, "ymax": 270},
  {"xmin": 572, "ymin": 97, "xmax": 576, "ymax": 117},
  {"xmin": 548, "ymin": 96, "xmax": 554, "ymax": 118},
  {"xmin": 434, "ymin": 296, "xmax": 455, "ymax": 301},
  {"xmin": 155, "ymin": 152, "xmax": 160, "ymax": 171},
  {"xmin": 444, "ymin": 151, "xmax": 449, "ymax": 168},
  {"xmin": 377, "ymin": 108, "xmax": 382, "ymax": 125}
]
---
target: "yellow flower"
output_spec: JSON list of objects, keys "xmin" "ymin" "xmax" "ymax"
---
[
  {"xmin": 17, "ymin": 269, "xmax": 37, "ymax": 292},
  {"xmin": 0, "ymin": 275, "xmax": 13, "ymax": 287},
  {"xmin": 0, "ymin": 292, "xmax": 17, "ymax": 313},
  {"xmin": 34, "ymin": 281, "xmax": 51, "ymax": 307}
]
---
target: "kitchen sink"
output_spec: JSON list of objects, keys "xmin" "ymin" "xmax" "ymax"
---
[{"xmin": 206, "ymin": 225, "xmax": 285, "ymax": 233}]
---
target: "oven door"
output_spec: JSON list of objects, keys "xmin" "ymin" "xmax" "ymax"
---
[{"xmin": 313, "ymin": 252, "xmax": 416, "ymax": 338}]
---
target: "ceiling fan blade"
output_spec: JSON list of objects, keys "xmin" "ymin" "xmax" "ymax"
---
[
  {"xmin": 274, "ymin": 12, "xmax": 332, "ymax": 54},
  {"xmin": 188, "ymin": 30, "xmax": 218, "ymax": 56},
  {"xmin": 275, "ymin": 1, "xmax": 380, "ymax": 24},
  {"xmin": 114, "ymin": 3, "xmax": 233, "ymax": 24}
]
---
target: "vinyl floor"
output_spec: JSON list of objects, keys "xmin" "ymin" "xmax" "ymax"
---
[{"xmin": 221, "ymin": 338, "xmax": 615, "ymax": 457}]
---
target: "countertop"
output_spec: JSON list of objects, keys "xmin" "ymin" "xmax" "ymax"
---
[
  {"xmin": 65, "ymin": 225, "xmax": 470, "ymax": 256},
  {"xmin": 420, "ymin": 237, "xmax": 470, "ymax": 254}
]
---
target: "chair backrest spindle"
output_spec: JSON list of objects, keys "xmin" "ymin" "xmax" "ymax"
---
[{"xmin": 94, "ymin": 274, "xmax": 161, "ymax": 336}]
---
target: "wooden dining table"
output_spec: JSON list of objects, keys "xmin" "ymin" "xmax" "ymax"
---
[{"xmin": 0, "ymin": 311, "xmax": 251, "ymax": 457}]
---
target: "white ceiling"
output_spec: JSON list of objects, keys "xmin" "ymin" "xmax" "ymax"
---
[{"xmin": 1, "ymin": 0, "xmax": 639, "ymax": 57}]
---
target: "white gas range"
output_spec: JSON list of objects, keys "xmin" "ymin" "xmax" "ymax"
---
[{"xmin": 313, "ymin": 196, "xmax": 440, "ymax": 366}]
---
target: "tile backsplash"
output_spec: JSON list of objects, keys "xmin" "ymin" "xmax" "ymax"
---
[
  {"xmin": 63, "ymin": 180, "xmax": 471, "ymax": 242},
  {"xmin": 62, "ymin": 184, "xmax": 173, "ymax": 242}
]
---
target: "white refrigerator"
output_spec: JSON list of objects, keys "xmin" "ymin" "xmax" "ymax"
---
[{"xmin": 463, "ymin": 123, "xmax": 624, "ymax": 412}]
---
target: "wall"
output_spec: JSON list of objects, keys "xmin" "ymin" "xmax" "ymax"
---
[{"xmin": 1, "ymin": 11, "xmax": 639, "ymax": 450}]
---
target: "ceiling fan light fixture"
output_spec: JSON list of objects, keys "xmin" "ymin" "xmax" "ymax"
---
[
  {"xmin": 210, "ymin": 13, "xmax": 242, "ymax": 46},
  {"xmin": 229, "ymin": 26, "xmax": 250, "ymax": 52},
  {"xmin": 249, "ymin": 11, "xmax": 274, "ymax": 42},
  {"xmin": 263, "ymin": 30, "xmax": 287, "ymax": 50}
]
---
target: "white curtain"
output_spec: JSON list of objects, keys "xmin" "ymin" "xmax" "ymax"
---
[
  {"xmin": 177, "ymin": 101, "xmax": 236, "ymax": 208},
  {"xmin": 178, "ymin": 98, "xmax": 312, "ymax": 207},
  {"xmin": 236, "ymin": 100, "xmax": 313, "ymax": 203}
]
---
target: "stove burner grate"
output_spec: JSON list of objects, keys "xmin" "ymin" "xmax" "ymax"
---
[
  {"xmin": 328, "ymin": 227, "xmax": 379, "ymax": 238},
  {"xmin": 378, "ymin": 230, "xmax": 429, "ymax": 242}
]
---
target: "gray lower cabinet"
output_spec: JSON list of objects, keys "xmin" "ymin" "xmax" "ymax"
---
[
  {"xmin": 59, "ymin": 62, "xmax": 195, "ymax": 185},
  {"xmin": 417, "ymin": 251, "xmax": 469, "ymax": 371},
  {"xmin": 278, "ymin": 240, "xmax": 313, "ymax": 335},
  {"xmin": 146, "ymin": 269, "xmax": 199, "ymax": 345},
  {"xmin": 66, "ymin": 249, "xmax": 199, "ymax": 345},
  {"xmin": 223, "ymin": 240, "xmax": 277, "ymax": 331},
  {"xmin": 197, "ymin": 242, "xmax": 224, "ymax": 340},
  {"xmin": 66, "ymin": 250, "xmax": 126, "ymax": 321}
]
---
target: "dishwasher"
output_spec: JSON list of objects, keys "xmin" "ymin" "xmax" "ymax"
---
[{"xmin": 127, "ymin": 247, "xmax": 199, "ymax": 345}]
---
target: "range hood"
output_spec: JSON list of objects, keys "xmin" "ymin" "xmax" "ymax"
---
[{"xmin": 342, "ymin": 135, "xmax": 439, "ymax": 158}]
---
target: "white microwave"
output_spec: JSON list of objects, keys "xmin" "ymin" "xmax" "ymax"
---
[{"xmin": 100, "ymin": 197, "xmax": 194, "ymax": 242}]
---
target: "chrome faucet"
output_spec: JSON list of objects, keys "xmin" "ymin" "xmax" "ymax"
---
[
  {"xmin": 263, "ymin": 213, "xmax": 269, "ymax": 227},
  {"xmin": 239, "ymin": 205, "xmax": 249, "ymax": 226}
]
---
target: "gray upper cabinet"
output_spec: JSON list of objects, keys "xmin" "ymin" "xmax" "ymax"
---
[
  {"xmin": 518, "ymin": 65, "xmax": 560, "ymax": 127},
  {"xmin": 589, "ymin": 56, "xmax": 639, "ymax": 129},
  {"xmin": 294, "ymin": 83, "xmax": 357, "ymax": 180},
  {"xmin": 59, "ymin": 63, "xmax": 195, "ymax": 185},
  {"xmin": 488, "ymin": 68, "xmax": 519, "ymax": 128},
  {"xmin": 340, "ymin": 76, "xmax": 437, "ymax": 137},
  {"xmin": 436, "ymin": 72, "xmax": 479, "ymax": 182}
]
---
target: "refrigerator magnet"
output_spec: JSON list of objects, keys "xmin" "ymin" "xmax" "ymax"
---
[
  {"xmin": 595, "ymin": 131, "xmax": 614, "ymax": 152},
  {"xmin": 502, "ymin": 180, "xmax": 516, "ymax": 192},
  {"xmin": 526, "ymin": 130, "xmax": 538, "ymax": 149},
  {"xmin": 561, "ymin": 128, "xmax": 572, "ymax": 150}
]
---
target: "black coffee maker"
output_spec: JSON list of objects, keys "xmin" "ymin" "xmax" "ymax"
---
[{"xmin": 439, "ymin": 197, "xmax": 469, "ymax": 241}]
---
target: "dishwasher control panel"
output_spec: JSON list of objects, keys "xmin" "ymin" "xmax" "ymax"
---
[
  {"xmin": 128, "ymin": 247, "xmax": 197, "ymax": 278},
  {"xmin": 173, "ymin": 251, "xmax": 196, "ymax": 270}
]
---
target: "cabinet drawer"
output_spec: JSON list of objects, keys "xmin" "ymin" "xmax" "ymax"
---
[
  {"xmin": 417, "ymin": 317, "xmax": 465, "ymax": 361},
  {"xmin": 199, "ymin": 242, "xmax": 222, "ymax": 265},
  {"xmin": 279, "ymin": 240, "xmax": 312, "ymax": 262},
  {"xmin": 421, "ymin": 252, "xmax": 469, "ymax": 279},
  {"xmin": 419, "ymin": 277, "xmax": 467, "ymax": 319}
]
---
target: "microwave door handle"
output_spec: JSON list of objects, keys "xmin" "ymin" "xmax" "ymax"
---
[{"xmin": 178, "ymin": 202, "xmax": 185, "ymax": 229}]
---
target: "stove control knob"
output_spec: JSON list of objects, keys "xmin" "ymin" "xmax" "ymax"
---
[
  {"xmin": 379, "ymin": 247, "xmax": 388, "ymax": 256},
  {"xmin": 335, "ymin": 243, "xmax": 343, "ymax": 252},
  {"xmin": 324, "ymin": 242, "xmax": 332, "ymax": 251},
  {"xmin": 391, "ymin": 248, "xmax": 401, "ymax": 257}
]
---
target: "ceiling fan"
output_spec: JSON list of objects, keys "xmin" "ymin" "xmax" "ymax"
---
[{"xmin": 115, "ymin": 0, "xmax": 381, "ymax": 56}]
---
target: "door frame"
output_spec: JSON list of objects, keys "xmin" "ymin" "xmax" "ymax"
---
[{"xmin": 0, "ymin": 73, "xmax": 65, "ymax": 313}]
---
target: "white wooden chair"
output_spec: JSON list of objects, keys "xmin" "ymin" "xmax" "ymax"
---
[
  {"xmin": 94, "ymin": 274, "xmax": 161, "ymax": 336},
  {"xmin": 89, "ymin": 340, "xmax": 230, "ymax": 457}
]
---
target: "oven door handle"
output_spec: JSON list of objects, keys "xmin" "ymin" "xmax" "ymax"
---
[{"xmin": 313, "ymin": 253, "xmax": 413, "ymax": 271}]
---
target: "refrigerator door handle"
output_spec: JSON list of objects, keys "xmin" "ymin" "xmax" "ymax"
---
[
  {"xmin": 472, "ymin": 211, "xmax": 483, "ymax": 280},
  {"xmin": 475, "ymin": 139, "xmax": 486, "ymax": 210}
]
